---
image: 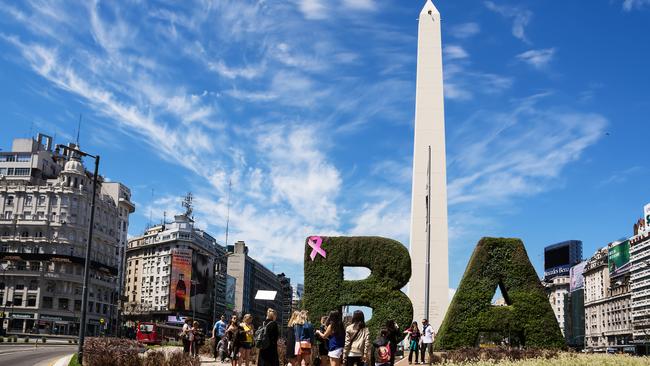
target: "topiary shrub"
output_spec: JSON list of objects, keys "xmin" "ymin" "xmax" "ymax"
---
[
  {"xmin": 304, "ymin": 236, "xmax": 413, "ymax": 337},
  {"xmin": 434, "ymin": 237, "xmax": 566, "ymax": 350}
]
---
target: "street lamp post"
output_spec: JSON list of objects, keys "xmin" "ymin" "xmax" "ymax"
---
[{"xmin": 56, "ymin": 144, "xmax": 99, "ymax": 365}]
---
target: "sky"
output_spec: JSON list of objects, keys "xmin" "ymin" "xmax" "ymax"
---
[{"xmin": 0, "ymin": 0, "xmax": 649, "ymax": 296}]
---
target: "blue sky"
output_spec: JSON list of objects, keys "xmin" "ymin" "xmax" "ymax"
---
[{"xmin": 0, "ymin": 0, "xmax": 649, "ymax": 294}]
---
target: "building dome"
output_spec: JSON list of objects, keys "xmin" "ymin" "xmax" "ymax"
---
[{"xmin": 64, "ymin": 158, "xmax": 85, "ymax": 175}]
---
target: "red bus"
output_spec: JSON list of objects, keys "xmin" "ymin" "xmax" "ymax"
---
[{"xmin": 136, "ymin": 322, "xmax": 182, "ymax": 345}]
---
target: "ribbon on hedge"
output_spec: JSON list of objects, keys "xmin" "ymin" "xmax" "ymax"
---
[{"xmin": 308, "ymin": 236, "xmax": 326, "ymax": 261}]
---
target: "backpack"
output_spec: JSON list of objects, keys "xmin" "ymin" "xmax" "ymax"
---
[
  {"xmin": 376, "ymin": 342, "xmax": 391, "ymax": 364},
  {"xmin": 255, "ymin": 321, "xmax": 271, "ymax": 350}
]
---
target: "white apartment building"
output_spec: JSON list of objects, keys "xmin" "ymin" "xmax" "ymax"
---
[
  {"xmin": 545, "ymin": 275, "xmax": 570, "ymax": 337},
  {"xmin": 0, "ymin": 134, "xmax": 134, "ymax": 336},
  {"xmin": 123, "ymin": 212, "xmax": 227, "ymax": 326},
  {"xmin": 630, "ymin": 219, "xmax": 650, "ymax": 351}
]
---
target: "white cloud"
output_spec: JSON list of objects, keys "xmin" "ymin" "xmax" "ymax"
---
[
  {"xmin": 208, "ymin": 60, "xmax": 264, "ymax": 80},
  {"xmin": 296, "ymin": 0, "xmax": 329, "ymax": 20},
  {"xmin": 449, "ymin": 22, "xmax": 480, "ymax": 39},
  {"xmin": 447, "ymin": 94, "xmax": 607, "ymax": 206},
  {"xmin": 341, "ymin": 0, "xmax": 375, "ymax": 11},
  {"xmin": 622, "ymin": 0, "xmax": 650, "ymax": 10},
  {"xmin": 484, "ymin": 1, "xmax": 532, "ymax": 43},
  {"xmin": 517, "ymin": 48, "xmax": 556, "ymax": 69},
  {"xmin": 443, "ymin": 45, "xmax": 469, "ymax": 60}
]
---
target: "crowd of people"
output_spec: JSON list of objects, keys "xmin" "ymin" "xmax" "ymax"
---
[{"xmin": 201, "ymin": 309, "xmax": 436, "ymax": 366}]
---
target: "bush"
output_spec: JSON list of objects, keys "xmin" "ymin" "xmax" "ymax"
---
[
  {"xmin": 83, "ymin": 337, "xmax": 143, "ymax": 366},
  {"xmin": 0, "ymin": 337, "xmax": 4, "ymax": 343},
  {"xmin": 435, "ymin": 238, "xmax": 566, "ymax": 350},
  {"xmin": 167, "ymin": 351, "xmax": 201, "ymax": 366},
  {"xmin": 68, "ymin": 339, "xmax": 73, "ymax": 344},
  {"xmin": 143, "ymin": 350, "xmax": 165, "ymax": 366},
  {"xmin": 41, "ymin": 337, "xmax": 47, "ymax": 343},
  {"xmin": 199, "ymin": 340, "xmax": 213, "ymax": 356},
  {"xmin": 304, "ymin": 236, "xmax": 413, "ymax": 338},
  {"xmin": 24, "ymin": 337, "xmax": 29, "ymax": 343}
]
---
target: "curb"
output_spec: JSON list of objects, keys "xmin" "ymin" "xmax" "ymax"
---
[{"xmin": 52, "ymin": 353, "xmax": 74, "ymax": 366}]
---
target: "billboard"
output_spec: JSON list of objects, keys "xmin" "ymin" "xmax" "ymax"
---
[
  {"xmin": 225, "ymin": 275, "xmax": 236, "ymax": 311},
  {"xmin": 169, "ymin": 249, "xmax": 192, "ymax": 311},
  {"xmin": 608, "ymin": 240, "xmax": 631, "ymax": 277},
  {"xmin": 569, "ymin": 261, "xmax": 587, "ymax": 292},
  {"xmin": 544, "ymin": 240, "xmax": 582, "ymax": 280},
  {"xmin": 644, "ymin": 203, "xmax": 650, "ymax": 235},
  {"xmin": 191, "ymin": 252, "xmax": 214, "ymax": 316}
]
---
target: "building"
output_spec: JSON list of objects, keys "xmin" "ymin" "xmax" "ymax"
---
[
  {"xmin": 409, "ymin": 0, "xmax": 449, "ymax": 329},
  {"xmin": 226, "ymin": 241, "xmax": 289, "ymax": 329},
  {"xmin": 292, "ymin": 283, "xmax": 304, "ymax": 310},
  {"xmin": 629, "ymin": 203, "xmax": 650, "ymax": 355},
  {"xmin": 583, "ymin": 243, "xmax": 633, "ymax": 352},
  {"xmin": 543, "ymin": 240, "xmax": 583, "ymax": 337},
  {"xmin": 278, "ymin": 273, "xmax": 292, "ymax": 330},
  {"xmin": 565, "ymin": 261, "xmax": 587, "ymax": 349},
  {"xmin": 123, "ymin": 206, "xmax": 227, "ymax": 328},
  {"xmin": 0, "ymin": 134, "xmax": 134, "ymax": 336}
]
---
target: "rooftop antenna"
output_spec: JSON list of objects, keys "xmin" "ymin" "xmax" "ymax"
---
[
  {"xmin": 163, "ymin": 211, "xmax": 167, "ymax": 225},
  {"xmin": 225, "ymin": 179, "xmax": 232, "ymax": 247},
  {"xmin": 76, "ymin": 114, "xmax": 82, "ymax": 146},
  {"xmin": 182, "ymin": 192, "xmax": 193, "ymax": 219}
]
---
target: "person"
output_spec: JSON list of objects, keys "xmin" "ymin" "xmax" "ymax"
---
[
  {"xmin": 189, "ymin": 320, "xmax": 200, "ymax": 356},
  {"xmin": 342, "ymin": 310, "xmax": 370, "ymax": 366},
  {"xmin": 240, "ymin": 314, "xmax": 255, "ymax": 366},
  {"xmin": 218, "ymin": 335, "xmax": 230, "ymax": 363},
  {"xmin": 227, "ymin": 314, "xmax": 243, "ymax": 366},
  {"xmin": 258, "ymin": 308, "xmax": 280, "ymax": 366},
  {"xmin": 404, "ymin": 322, "xmax": 420, "ymax": 364},
  {"xmin": 182, "ymin": 318, "xmax": 192, "ymax": 353},
  {"xmin": 315, "ymin": 310, "xmax": 345, "ymax": 366},
  {"xmin": 295, "ymin": 310, "xmax": 315, "ymax": 366},
  {"xmin": 212, "ymin": 315, "xmax": 228, "ymax": 361},
  {"xmin": 315, "ymin": 316, "xmax": 330, "ymax": 366},
  {"xmin": 385, "ymin": 321, "xmax": 400, "ymax": 366},
  {"xmin": 419, "ymin": 319, "xmax": 434, "ymax": 364},
  {"xmin": 371, "ymin": 327, "xmax": 392, "ymax": 366},
  {"xmin": 286, "ymin": 311, "xmax": 300, "ymax": 366}
]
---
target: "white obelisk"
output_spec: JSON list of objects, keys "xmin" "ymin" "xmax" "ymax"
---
[{"xmin": 409, "ymin": 0, "xmax": 448, "ymax": 331}]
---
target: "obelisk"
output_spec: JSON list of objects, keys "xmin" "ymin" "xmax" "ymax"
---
[{"xmin": 409, "ymin": 0, "xmax": 448, "ymax": 331}]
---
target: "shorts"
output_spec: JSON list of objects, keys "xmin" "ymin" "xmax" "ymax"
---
[
  {"xmin": 328, "ymin": 348, "xmax": 343, "ymax": 359},
  {"xmin": 242, "ymin": 342, "xmax": 253, "ymax": 350}
]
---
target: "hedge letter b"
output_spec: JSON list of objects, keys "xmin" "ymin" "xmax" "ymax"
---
[{"xmin": 303, "ymin": 236, "xmax": 413, "ymax": 336}]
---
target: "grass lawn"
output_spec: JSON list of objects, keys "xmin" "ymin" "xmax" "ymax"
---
[
  {"xmin": 68, "ymin": 353, "xmax": 80, "ymax": 366},
  {"xmin": 430, "ymin": 353, "xmax": 648, "ymax": 365}
]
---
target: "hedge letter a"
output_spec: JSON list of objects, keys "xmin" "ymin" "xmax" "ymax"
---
[
  {"xmin": 434, "ymin": 237, "xmax": 565, "ymax": 350},
  {"xmin": 303, "ymin": 236, "xmax": 413, "ymax": 336}
]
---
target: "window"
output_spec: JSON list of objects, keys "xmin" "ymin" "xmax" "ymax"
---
[
  {"xmin": 13, "ymin": 293, "xmax": 23, "ymax": 307},
  {"xmin": 14, "ymin": 168, "xmax": 30, "ymax": 176},
  {"xmin": 42, "ymin": 296, "xmax": 53, "ymax": 309},
  {"xmin": 6, "ymin": 196, "xmax": 14, "ymax": 206},
  {"xmin": 58, "ymin": 298, "xmax": 69, "ymax": 310},
  {"xmin": 4, "ymin": 211, "xmax": 12, "ymax": 219},
  {"xmin": 38, "ymin": 196, "xmax": 46, "ymax": 206},
  {"xmin": 23, "ymin": 211, "xmax": 32, "ymax": 220},
  {"xmin": 74, "ymin": 300, "xmax": 82, "ymax": 311},
  {"xmin": 27, "ymin": 295, "xmax": 37, "ymax": 307},
  {"xmin": 25, "ymin": 196, "xmax": 32, "ymax": 206},
  {"xmin": 50, "ymin": 197, "xmax": 58, "ymax": 206},
  {"xmin": 37, "ymin": 212, "xmax": 45, "ymax": 220},
  {"xmin": 16, "ymin": 154, "xmax": 30, "ymax": 162}
]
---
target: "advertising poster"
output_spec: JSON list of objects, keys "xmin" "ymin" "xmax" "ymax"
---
[
  {"xmin": 569, "ymin": 261, "xmax": 587, "ymax": 292},
  {"xmin": 191, "ymin": 252, "xmax": 214, "ymax": 315},
  {"xmin": 169, "ymin": 249, "xmax": 192, "ymax": 311},
  {"xmin": 608, "ymin": 240, "xmax": 631, "ymax": 277},
  {"xmin": 644, "ymin": 203, "xmax": 650, "ymax": 235},
  {"xmin": 226, "ymin": 275, "xmax": 236, "ymax": 311}
]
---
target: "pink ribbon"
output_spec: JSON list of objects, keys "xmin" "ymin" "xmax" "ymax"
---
[{"xmin": 308, "ymin": 236, "xmax": 326, "ymax": 261}]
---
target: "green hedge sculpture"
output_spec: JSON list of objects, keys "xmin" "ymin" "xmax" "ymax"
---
[
  {"xmin": 304, "ymin": 236, "xmax": 413, "ymax": 336},
  {"xmin": 435, "ymin": 237, "xmax": 566, "ymax": 350}
]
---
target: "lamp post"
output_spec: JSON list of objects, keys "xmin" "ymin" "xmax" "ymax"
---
[{"xmin": 56, "ymin": 144, "xmax": 99, "ymax": 365}]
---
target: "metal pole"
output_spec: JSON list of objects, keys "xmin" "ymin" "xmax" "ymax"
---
[
  {"xmin": 78, "ymin": 155, "xmax": 99, "ymax": 364},
  {"xmin": 424, "ymin": 146, "xmax": 431, "ymax": 322}
]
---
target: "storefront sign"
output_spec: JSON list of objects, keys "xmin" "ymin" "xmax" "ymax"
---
[{"xmin": 11, "ymin": 313, "xmax": 35, "ymax": 319}]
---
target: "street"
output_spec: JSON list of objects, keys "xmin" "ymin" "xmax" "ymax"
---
[{"xmin": 0, "ymin": 345, "xmax": 76, "ymax": 366}]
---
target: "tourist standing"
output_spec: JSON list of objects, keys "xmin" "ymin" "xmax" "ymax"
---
[
  {"xmin": 371, "ymin": 327, "xmax": 392, "ymax": 366},
  {"xmin": 316, "ymin": 316, "xmax": 330, "ymax": 366},
  {"xmin": 240, "ymin": 314, "xmax": 255, "ymax": 366},
  {"xmin": 213, "ymin": 315, "xmax": 228, "ymax": 360},
  {"xmin": 404, "ymin": 322, "xmax": 420, "ymax": 364},
  {"xmin": 286, "ymin": 311, "xmax": 300, "ymax": 366},
  {"xmin": 315, "ymin": 310, "xmax": 345, "ymax": 366},
  {"xmin": 419, "ymin": 319, "xmax": 434, "ymax": 364},
  {"xmin": 182, "ymin": 318, "xmax": 192, "ymax": 353},
  {"xmin": 227, "ymin": 315, "xmax": 243, "ymax": 366},
  {"xmin": 295, "ymin": 310, "xmax": 315, "ymax": 366},
  {"xmin": 258, "ymin": 308, "xmax": 280, "ymax": 366},
  {"xmin": 189, "ymin": 320, "xmax": 200, "ymax": 356},
  {"xmin": 342, "ymin": 310, "xmax": 370, "ymax": 366},
  {"xmin": 385, "ymin": 320, "xmax": 400, "ymax": 366}
]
